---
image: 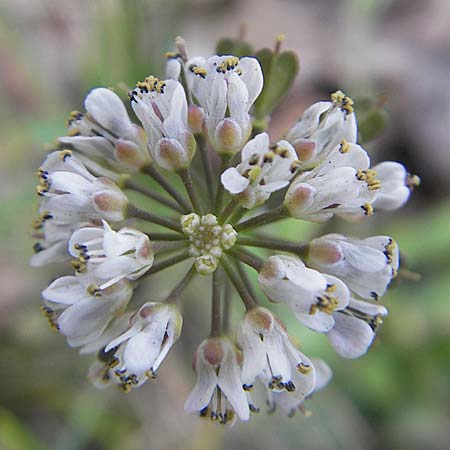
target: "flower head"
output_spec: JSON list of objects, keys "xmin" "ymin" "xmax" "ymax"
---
[{"xmin": 31, "ymin": 37, "xmax": 418, "ymax": 425}]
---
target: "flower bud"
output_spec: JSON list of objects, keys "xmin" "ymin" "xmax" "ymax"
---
[
  {"xmin": 114, "ymin": 139, "xmax": 151, "ymax": 171},
  {"xmin": 188, "ymin": 104, "xmax": 204, "ymax": 134},
  {"xmin": 214, "ymin": 118, "xmax": 243, "ymax": 154},
  {"xmin": 154, "ymin": 132, "xmax": 196, "ymax": 171}
]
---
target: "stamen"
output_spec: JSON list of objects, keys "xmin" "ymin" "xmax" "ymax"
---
[
  {"xmin": 361, "ymin": 202, "xmax": 374, "ymax": 216},
  {"xmin": 216, "ymin": 56, "xmax": 240, "ymax": 73}
]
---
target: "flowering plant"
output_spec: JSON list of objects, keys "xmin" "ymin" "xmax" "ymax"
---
[{"xmin": 31, "ymin": 36, "xmax": 419, "ymax": 425}]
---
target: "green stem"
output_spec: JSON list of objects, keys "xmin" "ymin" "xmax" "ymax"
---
[
  {"xmin": 178, "ymin": 168, "xmax": 203, "ymax": 214},
  {"xmin": 237, "ymin": 236, "xmax": 309, "ymax": 256},
  {"xmin": 210, "ymin": 267, "xmax": 222, "ymax": 336},
  {"xmin": 219, "ymin": 197, "xmax": 239, "ymax": 223},
  {"xmin": 234, "ymin": 259, "xmax": 259, "ymax": 304},
  {"xmin": 153, "ymin": 240, "xmax": 189, "ymax": 255},
  {"xmin": 143, "ymin": 164, "xmax": 191, "ymax": 211},
  {"xmin": 165, "ymin": 264, "xmax": 197, "ymax": 303},
  {"xmin": 214, "ymin": 155, "xmax": 230, "ymax": 215},
  {"xmin": 197, "ymin": 134, "xmax": 215, "ymax": 208},
  {"xmin": 142, "ymin": 250, "xmax": 191, "ymax": 278},
  {"xmin": 124, "ymin": 179, "xmax": 184, "ymax": 213},
  {"xmin": 234, "ymin": 205, "xmax": 289, "ymax": 232},
  {"xmin": 227, "ymin": 247, "xmax": 264, "ymax": 272},
  {"xmin": 127, "ymin": 204, "xmax": 181, "ymax": 233},
  {"xmin": 222, "ymin": 278, "xmax": 232, "ymax": 333},
  {"xmin": 221, "ymin": 256, "xmax": 257, "ymax": 311},
  {"xmin": 146, "ymin": 232, "xmax": 187, "ymax": 241}
]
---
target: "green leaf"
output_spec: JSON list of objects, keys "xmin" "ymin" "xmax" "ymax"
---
[
  {"xmin": 358, "ymin": 109, "xmax": 389, "ymax": 143},
  {"xmin": 215, "ymin": 38, "xmax": 253, "ymax": 57},
  {"xmin": 253, "ymin": 49, "xmax": 299, "ymax": 120}
]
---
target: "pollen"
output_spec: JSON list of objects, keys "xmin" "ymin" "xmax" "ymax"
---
[
  {"xmin": 216, "ymin": 56, "xmax": 240, "ymax": 73},
  {"xmin": 361, "ymin": 202, "xmax": 374, "ymax": 216},
  {"xmin": 331, "ymin": 90, "xmax": 354, "ymax": 114},
  {"xmin": 339, "ymin": 139, "xmax": 350, "ymax": 153}
]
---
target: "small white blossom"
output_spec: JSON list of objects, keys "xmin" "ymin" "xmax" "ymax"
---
[
  {"xmin": 285, "ymin": 91, "xmax": 357, "ymax": 168},
  {"xmin": 184, "ymin": 337, "xmax": 250, "ymax": 424},
  {"xmin": 221, "ymin": 133, "xmax": 299, "ymax": 209},
  {"xmin": 328, "ymin": 297, "xmax": 388, "ymax": 358},
  {"xmin": 372, "ymin": 161, "xmax": 418, "ymax": 211},
  {"xmin": 37, "ymin": 150, "xmax": 129, "ymax": 225},
  {"xmin": 237, "ymin": 307, "xmax": 315, "ymax": 399},
  {"xmin": 30, "ymin": 221, "xmax": 82, "ymax": 267},
  {"xmin": 60, "ymin": 88, "xmax": 150, "ymax": 172},
  {"xmin": 266, "ymin": 357, "xmax": 332, "ymax": 416},
  {"xmin": 131, "ymin": 77, "xmax": 196, "ymax": 171},
  {"xmin": 68, "ymin": 221, "xmax": 154, "ymax": 290},
  {"xmin": 284, "ymin": 139, "xmax": 380, "ymax": 221},
  {"xmin": 258, "ymin": 255, "xmax": 350, "ymax": 332},
  {"xmin": 41, "ymin": 276, "xmax": 132, "ymax": 347},
  {"xmin": 104, "ymin": 302, "xmax": 183, "ymax": 390},
  {"xmin": 187, "ymin": 55, "xmax": 263, "ymax": 154},
  {"xmin": 307, "ymin": 234, "xmax": 399, "ymax": 300}
]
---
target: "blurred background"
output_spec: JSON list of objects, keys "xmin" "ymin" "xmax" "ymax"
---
[{"xmin": 0, "ymin": 0, "xmax": 449, "ymax": 449}]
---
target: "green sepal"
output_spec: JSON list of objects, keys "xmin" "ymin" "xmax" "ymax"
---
[{"xmin": 253, "ymin": 49, "xmax": 299, "ymax": 120}]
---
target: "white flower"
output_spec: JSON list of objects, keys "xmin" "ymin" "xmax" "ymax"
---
[
  {"xmin": 237, "ymin": 307, "xmax": 315, "ymax": 400},
  {"xmin": 328, "ymin": 297, "xmax": 388, "ymax": 358},
  {"xmin": 68, "ymin": 220, "xmax": 154, "ymax": 290},
  {"xmin": 284, "ymin": 140, "xmax": 380, "ymax": 221},
  {"xmin": 258, "ymin": 255, "xmax": 350, "ymax": 332},
  {"xmin": 372, "ymin": 161, "xmax": 417, "ymax": 211},
  {"xmin": 104, "ymin": 302, "xmax": 183, "ymax": 389},
  {"xmin": 221, "ymin": 133, "xmax": 299, "ymax": 209},
  {"xmin": 285, "ymin": 91, "xmax": 357, "ymax": 168},
  {"xmin": 184, "ymin": 337, "xmax": 250, "ymax": 424},
  {"xmin": 130, "ymin": 77, "xmax": 196, "ymax": 171},
  {"xmin": 37, "ymin": 150, "xmax": 129, "ymax": 225},
  {"xmin": 266, "ymin": 358, "xmax": 332, "ymax": 416},
  {"xmin": 30, "ymin": 221, "xmax": 81, "ymax": 267},
  {"xmin": 187, "ymin": 55, "xmax": 263, "ymax": 154},
  {"xmin": 41, "ymin": 276, "xmax": 132, "ymax": 347},
  {"xmin": 307, "ymin": 234, "xmax": 399, "ymax": 300},
  {"xmin": 60, "ymin": 88, "xmax": 150, "ymax": 172}
]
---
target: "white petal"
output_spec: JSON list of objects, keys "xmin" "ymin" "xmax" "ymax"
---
[
  {"xmin": 42, "ymin": 276, "xmax": 88, "ymax": 305},
  {"xmin": 184, "ymin": 364, "xmax": 218, "ymax": 413},
  {"xmin": 311, "ymin": 358, "xmax": 332, "ymax": 391},
  {"xmin": 85, "ymin": 88, "xmax": 134, "ymax": 138},
  {"xmin": 221, "ymin": 167, "xmax": 249, "ymax": 194},
  {"xmin": 328, "ymin": 313, "xmax": 374, "ymax": 358}
]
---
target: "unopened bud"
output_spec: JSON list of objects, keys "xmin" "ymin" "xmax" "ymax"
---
[
  {"xmin": 214, "ymin": 118, "xmax": 243, "ymax": 154},
  {"xmin": 188, "ymin": 104, "xmax": 204, "ymax": 134},
  {"xmin": 308, "ymin": 239, "xmax": 344, "ymax": 266},
  {"xmin": 155, "ymin": 133, "xmax": 196, "ymax": 171},
  {"xmin": 114, "ymin": 139, "xmax": 151, "ymax": 171},
  {"xmin": 284, "ymin": 182, "xmax": 315, "ymax": 218},
  {"xmin": 292, "ymin": 139, "xmax": 316, "ymax": 164}
]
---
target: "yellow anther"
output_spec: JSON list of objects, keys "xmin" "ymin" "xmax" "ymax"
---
[
  {"xmin": 66, "ymin": 110, "xmax": 83, "ymax": 126},
  {"xmin": 331, "ymin": 90, "xmax": 354, "ymax": 114},
  {"xmin": 361, "ymin": 202, "xmax": 374, "ymax": 216},
  {"xmin": 193, "ymin": 66, "xmax": 207, "ymax": 78},
  {"xmin": 407, "ymin": 173, "xmax": 421, "ymax": 189},
  {"xmin": 87, "ymin": 284, "xmax": 101, "ymax": 296},
  {"xmin": 310, "ymin": 295, "xmax": 339, "ymax": 315},
  {"xmin": 331, "ymin": 90, "xmax": 345, "ymax": 104},
  {"xmin": 326, "ymin": 283, "xmax": 337, "ymax": 293},
  {"xmin": 289, "ymin": 160, "xmax": 301, "ymax": 173},
  {"xmin": 216, "ymin": 56, "xmax": 240, "ymax": 73},
  {"xmin": 165, "ymin": 51, "xmax": 180, "ymax": 59},
  {"xmin": 59, "ymin": 149, "xmax": 72, "ymax": 161},
  {"xmin": 384, "ymin": 238, "xmax": 396, "ymax": 264},
  {"xmin": 339, "ymin": 139, "xmax": 350, "ymax": 153},
  {"xmin": 297, "ymin": 362, "xmax": 312, "ymax": 374},
  {"xmin": 36, "ymin": 185, "xmax": 48, "ymax": 196},
  {"xmin": 263, "ymin": 152, "xmax": 275, "ymax": 163}
]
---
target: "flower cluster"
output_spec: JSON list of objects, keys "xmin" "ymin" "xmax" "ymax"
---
[{"xmin": 31, "ymin": 37, "xmax": 419, "ymax": 425}]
